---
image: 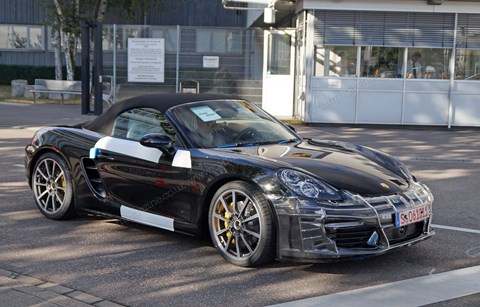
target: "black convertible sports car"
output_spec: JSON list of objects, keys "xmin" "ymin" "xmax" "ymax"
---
[{"xmin": 25, "ymin": 94, "xmax": 434, "ymax": 266}]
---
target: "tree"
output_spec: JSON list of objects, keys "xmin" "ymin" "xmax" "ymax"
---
[
  {"xmin": 46, "ymin": 0, "xmax": 164, "ymax": 81},
  {"xmin": 51, "ymin": 0, "xmax": 80, "ymax": 81}
]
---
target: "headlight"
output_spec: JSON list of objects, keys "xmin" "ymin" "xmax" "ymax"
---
[{"xmin": 277, "ymin": 169, "xmax": 341, "ymax": 200}]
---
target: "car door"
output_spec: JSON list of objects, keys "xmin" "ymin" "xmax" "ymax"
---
[{"xmin": 94, "ymin": 107, "xmax": 193, "ymax": 223}]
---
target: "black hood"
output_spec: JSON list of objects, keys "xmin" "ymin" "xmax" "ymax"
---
[{"xmin": 221, "ymin": 139, "xmax": 410, "ymax": 197}]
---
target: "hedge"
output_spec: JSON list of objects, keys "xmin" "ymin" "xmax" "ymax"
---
[{"xmin": 0, "ymin": 65, "xmax": 82, "ymax": 85}]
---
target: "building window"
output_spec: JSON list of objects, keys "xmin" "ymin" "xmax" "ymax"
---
[
  {"xmin": 197, "ymin": 29, "xmax": 223, "ymax": 52},
  {"xmin": 101, "ymin": 26, "xmax": 178, "ymax": 53},
  {"xmin": 360, "ymin": 47, "xmax": 404, "ymax": 78},
  {"xmin": 313, "ymin": 46, "xmax": 453, "ymax": 80},
  {"xmin": 314, "ymin": 46, "xmax": 357, "ymax": 77},
  {"xmin": 0, "ymin": 25, "xmax": 44, "ymax": 49},
  {"xmin": 97, "ymin": 25, "xmax": 144, "ymax": 51},
  {"xmin": 227, "ymin": 31, "xmax": 242, "ymax": 53},
  {"xmin": 407, "ymin": 48, "xmax": 450, "ymax": 79},
  {"xmin": 102, "ymin": 26, "xmax": 114, "ymax": 50},
  {"xmin": 267, "ymin": 33, "xmax": 291, "ymax": 75},
  {"xmin": 455, "ymin": 49, "xmax": 480, "ymax": 80},
  {"xmin": 151, "ymin": 27, "xmax": 177, "ymax": 53},
  {"xmin": 196, "ymin": 29, "xmax": 242, "ymax": 53},
  {"xmin": 29, "ymin": 27, "xmax": 43, "ymax": 49},
  {"xmin": 120, "ymin": 26, "xmax": 142, "ymax": 50}
]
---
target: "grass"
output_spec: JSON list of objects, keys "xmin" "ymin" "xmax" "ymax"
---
[{"xmin": 0, "ymin": 85, "xmax": 9, "ymax": 97}]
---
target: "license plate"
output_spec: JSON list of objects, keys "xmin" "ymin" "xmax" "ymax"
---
[{"xmin": 395, "ymin": 205, "xmax": 430, "ymax": 228}]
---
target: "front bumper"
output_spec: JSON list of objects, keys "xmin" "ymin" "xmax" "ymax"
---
[{"xmin": 271, "ymin": 182, "xmax": 434, "ymax": 262}]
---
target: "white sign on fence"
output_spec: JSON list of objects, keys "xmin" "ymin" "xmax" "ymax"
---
[
  {"xmin": 128, "ymin": 38, "xmax": 165, "ymax": 83},
  {"xmin": 203, "ymin": 56, "xmax": 220, "ymax": 68}
]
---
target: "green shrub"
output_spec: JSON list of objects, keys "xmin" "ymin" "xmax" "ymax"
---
[{"xmin": 0, "ymin": 65, "xmax": 82, "ymax": 85}]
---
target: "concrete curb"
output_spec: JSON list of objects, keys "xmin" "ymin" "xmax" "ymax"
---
[{"xmin": 0, "ymin": 268, "xmax": 124, "ymax": 307}]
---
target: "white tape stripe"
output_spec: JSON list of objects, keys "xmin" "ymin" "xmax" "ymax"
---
[
  {"xmin": 271, "ymin": 265, "xmax": 480, "ymax": 307},
  {"xmin": 432, "ymin": 224, "xmax": 480, "ymax": 235},
  {"xmin": 94, "ymin": 136, "xmax": 162, "ymax": 163},
  {"xmin": 172, "ymin": 149, "xmax": 192, "ymax": 169},
  {"xmin": 120, "ymin": 205, "xmax": 174, "ymax": 232}
]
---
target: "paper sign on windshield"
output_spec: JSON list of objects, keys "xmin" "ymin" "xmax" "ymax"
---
[{"xmin": 190, "ymin": 106, "xmax": 221, "ymax": 122}]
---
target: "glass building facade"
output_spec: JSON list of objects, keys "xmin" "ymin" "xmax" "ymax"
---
[{"xmin": 295, "ymin": 9, "xmax": 480, "ymax": 127}]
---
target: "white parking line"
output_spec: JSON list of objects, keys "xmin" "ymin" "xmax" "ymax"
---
[
  {"xmin": 271, "ymin": 265, "xmax": 480, "ymax": 307},
  {"xmin": 432, "ymin": 224, "xmax": 480, "ymax": 235}
]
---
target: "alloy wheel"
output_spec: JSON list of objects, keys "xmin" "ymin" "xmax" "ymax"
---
[
  {"xmin": 211, "ymin": 189, "xmax": 262, "ymax": 260},
  {"xmin": 33, "ymin": 158, "xmax": 67, "ymax": 214}
]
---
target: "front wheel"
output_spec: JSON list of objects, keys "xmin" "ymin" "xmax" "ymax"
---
[
  {"xmin": 208, "ymin": 181, "xmax": 276, "ymax": 267},
  {"xmin": 31, "ymin": 152, "xmax": 75, "ymax": 220}
]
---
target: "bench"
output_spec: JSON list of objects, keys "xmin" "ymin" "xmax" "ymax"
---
[
  {"xmin": 30, "ymin": 79, "xmax": 120, "ymax": 106},
  {"xmin": 31, "ymin": 79, "xmax": 82, "ymax": 104}
]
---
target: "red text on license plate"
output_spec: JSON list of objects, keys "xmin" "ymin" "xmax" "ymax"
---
[{"xmin": 395, "ymin": 205, "xmax": 430, "ymax": 228}]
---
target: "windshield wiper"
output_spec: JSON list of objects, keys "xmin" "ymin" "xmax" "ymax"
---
[
  {"xmin": 216, "ymin": 143, "xmax": 257, "ymax": 148},
  {"xmin": 277, "ymin": 138, "xmax": 301, "ymax": 144},
  {"xmin": 217, "ymin": 138, "xmax": 301, "ymax": 148}
]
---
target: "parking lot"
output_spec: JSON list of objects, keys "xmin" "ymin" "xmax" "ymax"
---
[{"xmin": 0, "ymin": 101, "xmax": 479, "ymax": 306}]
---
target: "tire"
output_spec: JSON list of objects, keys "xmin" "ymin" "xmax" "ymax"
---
[
  {"xmin": 208, "ymin": 181, "xmax": 276, "ymax": 267},
  {"xmin": 31, "ymin": 152, "xmax": 76, "ymax": 220}
]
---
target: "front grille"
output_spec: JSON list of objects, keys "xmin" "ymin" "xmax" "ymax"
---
[
  {"xmin": 366, "ymin": 184, "xmax": 432, "ymax": 209},
  {"xmin": 386, "ymin": 221, "xmax": 425, "ymax": 245},
  {"xmin": 293, "ymin": 183, "xmax": 432, "ymax": 253},
  {"xmin": 325, "ymin": 224, "xmax": 377, "ymax": 248}
]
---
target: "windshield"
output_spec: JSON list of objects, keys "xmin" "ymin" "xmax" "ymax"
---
[{"xmin": 170, "ymin": 99, "xmax": 300, "ymax": 148}]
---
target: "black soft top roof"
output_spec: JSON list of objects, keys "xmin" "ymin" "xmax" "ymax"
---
[{"xmin": 84, "ymin": 93, "xmax": 240, "ymax": 135}]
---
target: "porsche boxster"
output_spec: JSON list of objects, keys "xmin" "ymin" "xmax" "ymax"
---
[{"xmin": 25, "ymin": 94, "xmax": 434, "ymax": 267}]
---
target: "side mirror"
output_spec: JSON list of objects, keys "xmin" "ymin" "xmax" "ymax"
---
[
  {"xmin": 285, "ymin": 123, "xmax": 296, "ymax": 132},
  {"xmin": 140, "ymin": 133, "xmax": 176, "ymax": 159}
]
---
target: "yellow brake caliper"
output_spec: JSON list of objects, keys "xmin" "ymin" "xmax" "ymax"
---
[{"xmin": 223, "ymin": 202, "xmax": 235, "ymax": 244}]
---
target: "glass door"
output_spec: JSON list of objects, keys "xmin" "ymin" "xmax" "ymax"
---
[{"xmin": 262, "ymin": 29, "xmax": 295, "ymax": 117}]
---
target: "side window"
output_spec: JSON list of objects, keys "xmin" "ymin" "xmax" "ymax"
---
[{"xmin": 112, "ymin": 108, "xmax": 176, "ymax": 142}]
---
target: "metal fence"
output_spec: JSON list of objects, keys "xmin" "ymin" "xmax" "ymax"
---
[{"xmin": 102, "ymin": 25, "xmax": 264, "ymax": 104}]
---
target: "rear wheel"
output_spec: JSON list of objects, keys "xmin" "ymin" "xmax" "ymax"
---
[
  {"xmin": 32, "ymin": 152, "xmax": 75, "ymax": 220},
  {"xmin": 208, "ymin": 181, "xmax": 276, "ymax": 267}
]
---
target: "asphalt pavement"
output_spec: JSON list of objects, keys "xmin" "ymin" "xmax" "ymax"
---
[{"xmin": 0, "ymin": 101, "xmax": 479, "ymax": 306}]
